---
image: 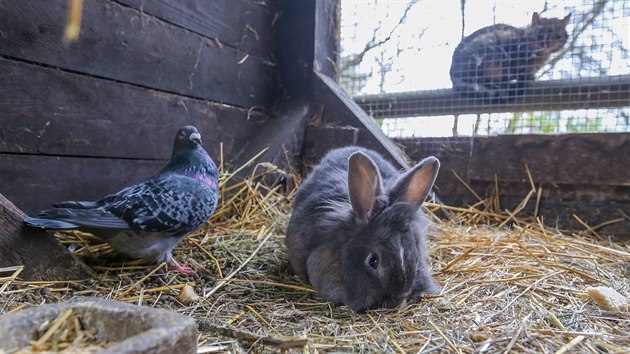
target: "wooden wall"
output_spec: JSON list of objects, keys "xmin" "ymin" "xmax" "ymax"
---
[
  {"xmin": 397, "ymin": 133, "xmax": 630, "ymax": 238},
  {"xmin": 0, "ymin": 0, "xmax": 278, "ymax": 213}
]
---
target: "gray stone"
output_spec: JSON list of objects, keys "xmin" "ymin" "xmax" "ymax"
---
[{"xmin": 0, "ymin": 297, "xmax": 197, "ymax": 354}]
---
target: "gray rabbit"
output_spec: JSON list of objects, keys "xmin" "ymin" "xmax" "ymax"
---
[{"xmin": 285, "ymin": 146, "xmax": 440, "ymax": 311}]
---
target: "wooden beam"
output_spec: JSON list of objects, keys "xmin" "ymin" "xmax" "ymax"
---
[
  {"xmin": 0, "ymin": 193, "xmax": 93, "ymax": 280},
  {"xmin": 272, "ymin": 0, "xmax": 409, "ymax": 169},
  {"xmin": 356, "ymin": 75, "xmax": 630, "ymax": 118},
  {"xmin": 396, "ymin": 133, "xmax": 630, "ymax": 189},
  {"xmin": 307, "ymin": 0, "xmax": 409, "ymax": 168}
]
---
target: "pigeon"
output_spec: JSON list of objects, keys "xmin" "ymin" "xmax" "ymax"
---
[{"xmin": 24, "ymin": 125, "xmax": 220, "ymax": 275}]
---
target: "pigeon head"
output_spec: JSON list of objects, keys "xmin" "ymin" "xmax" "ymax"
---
[
  {"xmin": 174, "ymin": 125, "xmax": 202, "ymax": 150},
  {"xmin": 166, "ymin": 125, "xmax": 218, "ymax": 179}
]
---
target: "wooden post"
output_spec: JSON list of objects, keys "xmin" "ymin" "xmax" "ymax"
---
[
  {"xmin": 0, "ymin": 193, "xmax": 92, "ymax": 280},
  {"xmin": 274, "ymin": 0, "xmax": 410, "ymax": 169}
]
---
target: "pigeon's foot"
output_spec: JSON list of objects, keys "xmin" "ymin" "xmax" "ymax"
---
[{"xmin": 169, "ymin": 259, "xmax": 195, "ymax": 275}]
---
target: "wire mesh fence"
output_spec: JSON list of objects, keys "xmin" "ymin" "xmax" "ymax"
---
[{"xmin": 339, "ymin": 0, "xmax": 630, "ymax": 138}]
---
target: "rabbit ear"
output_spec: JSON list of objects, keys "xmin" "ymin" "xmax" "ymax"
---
[
  {"xmin": 348, "ymin": 152, "xmax": 383, "ymax": 223},
  {"xmin": 389, "ymin": 156, "xmax": 440, "ymax": 208}
]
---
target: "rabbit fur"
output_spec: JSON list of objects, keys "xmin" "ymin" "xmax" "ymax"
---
[{"xmin": 285, "ymin": 146, "xmax": 440, "ymax": 311}]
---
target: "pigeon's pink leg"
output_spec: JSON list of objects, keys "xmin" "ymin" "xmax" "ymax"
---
[
  {"xmin": 171, "ymin": 261, "xmax": 195, "ymax": 275},
  {"xmin": 167, "ymin": 254, "xmax": 195, "ymax": 275}
]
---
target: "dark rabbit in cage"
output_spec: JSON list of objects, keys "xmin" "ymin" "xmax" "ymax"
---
[
  {"xmin": 449, "ymin": 12, "xmax": 571, "ymax": 101},
  {"xmin": 285, "ymin": 146, "xmax": 441, "ymax": 312}
]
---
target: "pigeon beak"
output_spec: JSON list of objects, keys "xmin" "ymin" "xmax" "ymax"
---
[{"xmin": 189, "ymin": 132, "xmax": 202, "ymax": 145}]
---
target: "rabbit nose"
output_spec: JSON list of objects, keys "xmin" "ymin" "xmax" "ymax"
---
[
  {"xmin": 393, "ymin": 262, "xmax": 414, "ymax": 293},
  {"xmin": 399, "ymin": 248, "xmax": 406, "ymax": 277}
]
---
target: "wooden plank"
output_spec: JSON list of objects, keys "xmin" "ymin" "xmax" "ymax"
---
[
  {"xmin": 114, "ymin": 0, "xmax": 276, "ymax": 58},
  {"xmin": 469, "ymin": 133, "xmax": 630, "ymax": 186},
  {"xmin": 0, "ymin": 193, "xmax": 93, "ymax": 280},
  {"xmin": 302, "ymin": 125, "xmax": 359, "ymax": 169},
  {"xmin": 0, "ymin": 58, "xmax": 266, "ymax": 159},
  {"xmin": 355, "ymin": 75, "xmax": 630, "ymax": 117},
  {"xmin": 395, "ymin": 137, "xmax": 473, "ymax": 203},
  {"xmin": 398, "ymin": 135, "xmax": 630, "ymax": 198},
  {"xmin": 470, "ymin": 180, "xmax": 630, "ymax": 206},
  {"xmin": 469, "ymin": 182, "xmax": 630, "ymax": 238},
  {"xmin": 0, "ymin": 0, "xmax": 274, "ymax": 108},
  {"xmin": 396, "ymin": 135, "xmax": 630, "ymax": 237},
  {"xmin": 0, "ymin": 154, "xmax": 167, "ymax": 214},
  {"xmin": 534, "ymin": 200, "xmax": 630, "ymax": 238}
]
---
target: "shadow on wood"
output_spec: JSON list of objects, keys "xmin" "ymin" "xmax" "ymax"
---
[
  {"xmin": 229, "ymin": 101, "xmax": 311, "ymax": 192},
  {"xmin": 0, "ymin": 193, "xmax": 92, "ymax": 280}
]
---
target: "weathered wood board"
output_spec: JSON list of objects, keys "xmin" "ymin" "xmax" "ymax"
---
[
  {"xmin": 0, "ymin": 53, "xmax": 266, "ymax": 213},
  {"xmin": 0, "ymin": 0, "xmax": 275, "ymax": 109},
  {"xmin": 469, "ymin": 134, "xmax": 630, "ymax": 186},
  {"xmin": 396, "ymin": 133, "xmax": 630, "ymax": 237},
  {"xmin": 114, "ymin": 0, "xmax": 276, "ymax": 58},
  {"xmin": 0, "ymin": 58, "xmax": 266, "ymax": 160},
  {"xmin": 302, "ymin": 125, "xmax": 359, "ymax": 172}
]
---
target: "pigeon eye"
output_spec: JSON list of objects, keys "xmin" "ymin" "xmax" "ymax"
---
[
  {"xmin": 367, "ymin": 254, "xmax": 379, "ymax": 270},
  {"xmin": 178, "ymin": 131, "xmax": 187, "ymax": 138}
]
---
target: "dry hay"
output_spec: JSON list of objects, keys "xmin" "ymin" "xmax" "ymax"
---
[
  {"xmin": 1, "ymin": 157, "xmax": 629, "ymax": 353},
  {"xmin": 5, "ymin": 308, "xmax": 111, "ymax": 354}
]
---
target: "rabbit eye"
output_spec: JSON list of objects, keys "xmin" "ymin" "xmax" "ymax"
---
[{"xmin": 368, "ymin": 254, "xmax": 379, "ymax": 270}]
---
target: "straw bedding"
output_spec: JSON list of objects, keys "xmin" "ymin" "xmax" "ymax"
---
[{"xmin": 1, "ymin": 161, "xmax": 628, "ymax": 353}]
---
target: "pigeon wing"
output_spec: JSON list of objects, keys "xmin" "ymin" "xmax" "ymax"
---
[
  {"xmin": 33, "ymin": 207, "xmax": 131, "ymax": 230},
  {"xmin": 102, "ymin": 175, "xmax": 218, "ymax": 234}
]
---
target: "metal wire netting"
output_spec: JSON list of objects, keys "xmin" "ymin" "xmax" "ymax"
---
[{"xmin": 339, "ymin": 0, "xmax": 629, "ymax": 138}]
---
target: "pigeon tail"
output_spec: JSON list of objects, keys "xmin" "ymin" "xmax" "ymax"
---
[
  {"xmin": 23, "ymin": 215, "xmax": 80, "ymax": 230},
  {"xmin": 34, "ymin": 208, "xmax": 131, "ymax": 230},
  {"xmin": 53, "ymin": 200, "xmax": 99, "ymax": 209}
]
